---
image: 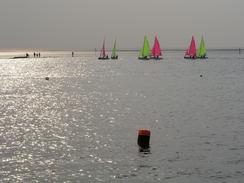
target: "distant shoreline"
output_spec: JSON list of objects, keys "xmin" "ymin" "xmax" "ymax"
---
[{"xmin": 0, "ymin": 48, "xmax": 243, "ymax": 52}]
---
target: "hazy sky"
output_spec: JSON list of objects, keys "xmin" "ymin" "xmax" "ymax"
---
[{"xmin": 0, "ymin": 0, "xmax": 243, "ymax": 50}]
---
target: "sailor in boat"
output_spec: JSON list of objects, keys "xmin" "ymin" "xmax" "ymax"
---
[
  {"xmin": 99, "ymin": 55, "xmax": 109, "ymax": 59},
  {"xmin": 199, "ymin": 54, "xmax": 206, "ymax": 59},
  {"xmin": 111, "ymin": 55, "xmax": 118, "ymax": 59}
]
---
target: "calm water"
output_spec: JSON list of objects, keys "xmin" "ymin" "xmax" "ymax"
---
[{"xmin": 0, "ymin": 51, "xmax": 244, "ymax": 182}]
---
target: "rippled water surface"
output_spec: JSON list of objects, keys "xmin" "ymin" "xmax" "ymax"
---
[{"xmin": 0, "ymin": 51, "xmax": 244, "ymax": 182}]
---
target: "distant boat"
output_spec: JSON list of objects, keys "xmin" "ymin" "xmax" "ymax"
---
[
  {"xmin": 184, "ymin": 36, "xmax": 197, "ymax": 59},
  {"xmin": 12, "ymin": 56, "xmax": 28, "ymax": 59},
  {"xmin": 151, "ymin": 36, "xmax": 162, "ymax": 60},
  {"xmin": 98, "ymin": 38, "xmax": 109, "ymax": 60},
  {"xmin": 197, "ymin": 36, "xmax": 208, "ymax": 59},
  {"xmin": 12, "ymin": 53, "xmax": 30, "ymax": 59},
  {"xmin": 138, "ymin": 36, "xmax": 151, "ymax": 60},
  {"xmin": 111, "ymin": 39, "xmax": 118, "ymax": 59}
]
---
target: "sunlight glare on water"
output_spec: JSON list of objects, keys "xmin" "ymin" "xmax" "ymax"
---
[{"xmin": 0, "ymin": 51, "xmax": 244, "ymax": 182}]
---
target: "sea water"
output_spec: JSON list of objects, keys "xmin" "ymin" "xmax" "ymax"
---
[{"xmin": 0, "ymin": 51, "xmax": 244, "ymax": 182}]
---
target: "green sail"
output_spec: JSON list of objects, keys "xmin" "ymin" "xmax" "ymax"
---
[
  {"xmin": 142, "ymin": 36, "xmax": 151, "ymax": 57},
  {"xmin": 197, "ymin": 37, "xmax": 206, "ymax": 57},
  {"xmin": 111, "ymin": 39, "xmax": 117, "ymax": 58}
]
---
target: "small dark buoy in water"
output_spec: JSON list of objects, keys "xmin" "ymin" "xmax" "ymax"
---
[
  {"xmin": 137, "ymin": 129, "xmax": 150, "ymax": 152},
  {"xmin": 45, "ymin": 77, "xmax": 49, "ymax": 80},
  {"xmin": 200, "ymin": 75, "xmax": 203, "ymax": 77}
]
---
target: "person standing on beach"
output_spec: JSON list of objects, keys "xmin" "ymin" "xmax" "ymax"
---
[{"xmin": 72, "ymin": 51, "xmax": 74, "ymax": 57}]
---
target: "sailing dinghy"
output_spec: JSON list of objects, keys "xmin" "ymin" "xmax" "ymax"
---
[
  {"xmin": 184, "ymin": 36, "xmax": 197, "ymax": 59},
  {"xmin": 111, "ymin": 39, "xmax": 118, "ymax": 59},
  {"xmin": 151, "ymin": 36, "xmax": 162, "ymax": 60},
  {"xmin": 98, "ymin": 39, "xmax": 109, "ymax": 60},
  {"xmin": 197, "ymin": 36, "xmax": 207, "ymax": 59},
  {"xmin": 138, "ymin": 36, "xmax": 151, "ymax": 60}
]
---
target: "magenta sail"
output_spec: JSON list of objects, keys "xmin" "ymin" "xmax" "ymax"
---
[
  {"xmin": 100, "ymin": 39, "xmax": 106, "ymax": 58},
  {"xmin": 98, "ymin": 38, "xmax": 109, "ymax": 60},
  {"xmin": 189, "ymin": 36, "xmax": 196, "ymax": 57},
  {"xmin": 151, "ymin": 36, "xmax": 162, "ymax": 59},
  {"xmin": 184, "ymin": 36, "xmax": 197, "ymax": 59}
]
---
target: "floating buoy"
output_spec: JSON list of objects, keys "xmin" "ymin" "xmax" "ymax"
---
[
  {"xmin": 137, "ymin": 129, "xmax": 150, "ymax": 151},
  {"xmin": 45, "ymin": 77, "xmax": 49, "ymax": 80},
  {"xmin": 200, "ymin": 75, "xmax": 203, "ymax": 77}
]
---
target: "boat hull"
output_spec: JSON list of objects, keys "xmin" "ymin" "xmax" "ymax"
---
[
  {"xmin": 197, "ymin": 56, "xmax": 208, "ymax": 59},
  {"xmin": 184, "ymin": 56, "xmax": 197, "ymax": 60},
  {"xmin": 12, "ymin": 56, "xmax": 29, "ymax": 59},
  {"xmin": 150, "ymin": 56, "xmax": 163, "ymax": 60},
  {"xmin": 111, "ymin": 56, "xmax": 118, "ymax": 60},
  {"xmin": 138, "ymin": 57, "xmax": 150, "ymax": 60},
  {"xmin": 98, "ymin": 57, "xmax": 110, "ymax": 60}
]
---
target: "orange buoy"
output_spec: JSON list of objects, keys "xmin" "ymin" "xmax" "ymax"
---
[{"xmin": 137, "ymin": 129, "xmax": 150, "ymax": 151}]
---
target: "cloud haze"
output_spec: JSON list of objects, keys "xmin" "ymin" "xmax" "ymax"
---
[{"xmin": 0, "ymin": 0, "xmax": 243, "ymax": 50}]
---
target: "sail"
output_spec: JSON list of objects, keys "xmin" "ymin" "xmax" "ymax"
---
[
  {"xmin": 100, "ymin": 39, "xmax": 107, "ymax": 58},
  {"xmin": 152, "ymin": 36, "xmax": 162, "ymax": 57},
  {"xmin": 188, "ymin": 36, "xmax": 197, "ymax": 57},
  {"xmin": 142, "ymin": 36, "xmax": 151, "ymax": 57},
  {"xmin": 139, "ymin": 49, "xmax": 143, "ymax": 57},
  {"xmin": 197, "ymin": 37, "xmax": 206, "ymax": 57},
  {"xmin": 111, "ymin": 39, "xmax": 117, "ymax": 58}
]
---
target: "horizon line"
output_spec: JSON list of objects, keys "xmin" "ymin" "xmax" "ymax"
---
[{"xmin": 0, "ymin": 48, "xmax": 243, "ymax": 52}]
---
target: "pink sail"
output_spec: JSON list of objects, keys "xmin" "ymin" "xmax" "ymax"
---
[
  {"xmin": 152, "ymin": 36, "xmax": 162, "ymax": 57},
  {"xmin": 100, "ymin": 39, "xmax": 107, "ymax": 58},
  {"xmin": 187, "ymin": 36, "xmax": 197, "ymax": 57}
]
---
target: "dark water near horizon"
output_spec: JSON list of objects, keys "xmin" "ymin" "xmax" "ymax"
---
[{"xmin": 0, "ymin": 51, "xmax": 244, "ymax": 182}]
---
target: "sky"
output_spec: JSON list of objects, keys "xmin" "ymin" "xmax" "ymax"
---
[{"xmin": 0, "ymin": 0, "xmax": 243, "ymax": 50}]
